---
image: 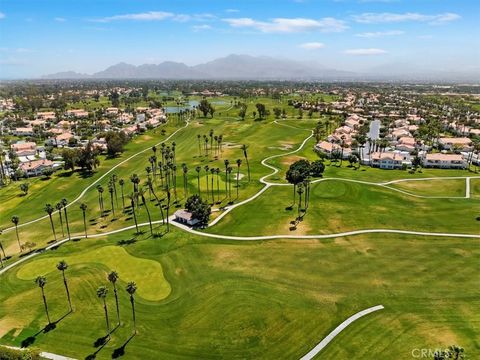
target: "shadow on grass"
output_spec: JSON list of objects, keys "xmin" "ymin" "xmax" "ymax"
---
[
  {"xmin": 111, "ymin": 333, "xmax": 136, "ymax": 359},
  {"xmin": 21, "ymin": 311, "xmax": 72, "ymax": 348},
  {"xmin": 117, "ymin": 239, "xmax": 137, "ymax": 246}
]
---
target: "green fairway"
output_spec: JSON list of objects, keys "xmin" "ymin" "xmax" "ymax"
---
[
  {"xmin": 16, "ymin": 246, "xmax": 171, "ymax": 301},
  {"xmin": 387, "ymin": 178, "xmax": 467, "ymax": 197},
  {"xmin": 207, "ymin": 180, "xmax": 480, "ymax": 236},
  {"xmin": 0, "ymin": 229, "xmax": 479, "ymax": 359}
]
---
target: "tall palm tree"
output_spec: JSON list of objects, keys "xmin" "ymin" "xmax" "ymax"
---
[
  {"xmin": 108, "ymin": 183, "xmax": 115, "ymax": 218},
  {"xmin": 297, "ymin": 183, "xmax": 304, "ymax": 218},
  {"xmin": 35, "ymin": 276, "xmax": 51, "ymax": 324},
  {"xmin": 96, "ymin": 286, "xmax": 110, "ymax": 336},
  {"xmin": 197, "ymin": 134, "xmax": 201, "ymax": 156},
  {"xmin": 108, "ymin": 271, "xmax": 121, "ymax": 325},
  {"xmin": 61, "ymin": 198, "xmax": 71, "ymax": 240},
  {"xmin": 126, "ymin": 282, "xmax": 137, "ymax": 334},
  {"xmin": 44, "ymin": 204, "xmax": 56, "ymax": 241},
  {"xmin": 215, "ymin": 168, "xmax": 220, "ymax": 202},
  {"xmin": 195, "ymin": 166, "xmax": 201, "ymax": 194},
  {"xmin": 80, "ymin": 203, "xmax": 88, "ymax": 238},
  {"xmin": 139, "ymin": 188, "xmax": 153, "ymax": 235},
  {"xmin": 11, "ymin": 216, "xmax": 21, "ymax": 251},
  {"xmin": 111, "ymin": 174, "xmax": 118, "ymax": 207},
  {"xmin": 227, "ymin": 167, "xmax": 233, "ymax": 202},
  {"xmin": 210, "ymin": 168, "xmax": 215, "ymax": 203},
  {"xmin": 128, "ymin": 194, "xmax": 139, "ymax": 234},
  {"xmin": 235, "ymin": 159, "xmax": 242, "ymax": 199},
  {"xmin": 224, "ymin": 159, "xmax": 230, "ymax": 198},
  {"xmin": 182, "ymin": 164, "xmax": 188, "ymax": 198},
  {"xmin": 130, "ymin": 174, "xmax": 140, "ymax": 205},
  {"xmin": 96, "ymin": 185, "xmax": 104, "ymax": 213},
  {"xmin": 204, "ymin": 165, "xmax": 210, "ymax": 203},
  {"xmin": 57, "ymin": 260, "xmax": 72, "ymax": 311},
  {"xmin": 119, "ymin": 179, "xmax": 126, "ymax": 210},
  {"xmin": 241, "ymin": 144, "xmax": 251, "ymax": 182},
  {"xmin": 55, "ymin": 202, "xmax": 65, "ymax": 237}
]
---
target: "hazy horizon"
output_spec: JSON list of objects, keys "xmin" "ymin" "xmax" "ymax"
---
[{"xmin": 1, "ymin": 0, "xmax": 479, "ymax": 79}]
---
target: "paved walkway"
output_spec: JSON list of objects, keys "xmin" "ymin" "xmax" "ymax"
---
[{"xmin": 299, "ymin": 305, "xmax": 384, "ymax": 360}]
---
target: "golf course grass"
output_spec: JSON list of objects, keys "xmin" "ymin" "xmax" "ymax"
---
[
  {"xmin": 0, "ymin": 229, "xmax": 479, "ymax": 359},
  {"xmin": 1, "ymin": 97, "xmax": 479, "ymax": 359},
  {"xmin": 207, "ymin": 180, "xmax": 480, "ymax": 236}
]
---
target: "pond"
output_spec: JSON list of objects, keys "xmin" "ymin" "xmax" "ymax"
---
[{"xmin": 164, "ymin": 100, "xmax": 199, "ymax": 114}]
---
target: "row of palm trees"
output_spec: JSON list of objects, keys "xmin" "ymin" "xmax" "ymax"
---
[{"xmin": 34, "ymin": 263, "xmax": 138, "ymax": 337}]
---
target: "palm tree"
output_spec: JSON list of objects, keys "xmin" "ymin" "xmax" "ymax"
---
[
  {"xmin": 44, "ymin": 204, "xmax": 56, "ymax": 241},
  {"xmin": 210, "ymin": 168, "xmax": 215, "ymax": 203},
  {"xmin": 107, "ymin": 271, "xmax": 121, "ymax": 325},
  {"xmin": 235, "ymin": 159, "xmax": 242, "ymax": 199},
  {"xmin": 11, "ymin": 216, "xmax": 21, "ymax": 251},
  {"xmin": 126, "ymin": 282, "xmax": 137, "ymax": 334},
  {"xmin": 61, "ymin": 198, "xmax": 71, "ymax": 240},
  {"xmin": 215, "ymin": 168, "xmax": 220, "ymax": 202},
  {"xmin": 119, "ymin": 179, "xmax": 126, "ymax": 210},
  {"xmin": 130, "ymin": 174, "xmax": 140, "ymax": 204},
  {"xmin": 297, "ymin": 183, "xmax": 304, "ymax": 218},
  {"xmin": 96, "ymin": 286, "xmax": 110, "ymax": 336},
  {"xmin": 128, "ymin": 194, "xmax": 139, "ymax": 234},
  {"xmin": 204, "ymin": 165, "xmax": 210, "ymax": 203},
  {"xmin": 80, "ymin": 203, "xmax": 88, "ymax": 238},
  {"xmin": 111, "ymin": 174, "xmax": 118, "ymax": 207},
  {"xmin": 139, "ymin": 188, "xmax": 153, "ymax": 235},
  {"xmin": 108, "ymin": 183, "xmax": 115, "ymax": 218},
  {"xmin": 195, "ymin": 166, "xmax": 201, "ymax": 194},
  {"xmin": 182, "ymin": 164, "xmax": 188, "ymax": 198},
  {"xmin": 224, "ymin": 159, "xmax": 230, "ymax": 199},
  {"xmin": 227, "ymin": 166, "xmax": 233, "ymax": 202},
  {"xmin": 197, "ymin": 134, "xmax": 202, "ymax": 156},
  {"xmin": 241, "ymin": 144, "xmax": 251, "ymax": 182},
  {"xmin": 35, "ymin": 276, "xmax": 51, "ymax": 324},
  {"xmin": 96, "ymin": 185, "xmax": 104, "ymax": 213},
  {"xmin": 56, "ymin": 202, "xmax": 65, "ymax": 237},
  {"xmin": 57, "ymin": 260, "xmax": 72, "ymax": 311}
]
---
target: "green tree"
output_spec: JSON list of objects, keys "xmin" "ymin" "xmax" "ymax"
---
[
  {"xmin": 20, "ymin": 183, "xmax": 29, "ymax": 195},
  {"xmin": 35, "ymin": 276, "xmax": 51, "ymax": 324},
  {"xmin": 96, "ymin": 286, "xmax": 110, "ymax": 336},
  {"xmin": 185, "ymin": 194, "xmax": 211, "ymax": 226},
  {"xmin": 108, "ymin": 271, "xmax": 121, "ymax": 326},
  {"xmin": 11, "ymin": 216, "xmax": 21, "ymax": 251},
  {"xmin": 56, "ymin": 260, "xmax": 72, "ymax": 311},
  {"xmin": 44, "ymin": 203, "xmax": 57, "ymax": 241},
  {"xmin": 61, "ymin": 198, "xmax": 71, "ymax": 240},
  {"xmin": 126, "ymin": 281, "xmax": 137, "ymax": 334},
  {"xmin": 80, "ymin": 203, "xmax": 88, "ymax": 238}
]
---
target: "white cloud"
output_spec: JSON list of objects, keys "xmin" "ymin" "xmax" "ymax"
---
[
  {"xmin": 352, "ymin": 12, "xmax": 460, "ymax": 25},
  {"xmin": 55, "ymin": 17, "xmax": 66, "ymax": 22},
  {"xmin": 0, "ymin": 12, "xmax": 5, "ymax": 19},
  {"xmin": 94, "ymin": 11, "xmax": 174, "ymax": 22},
  {"xmin": 355, "ymin": 30, "xmax": 404, "ymax": 38},
  {"xmin": 299, "ymin": 42, "xmax": 325, "ymax": 49},
  {"xmin": 192, "ymin": 24, "xmax": 212, "ymax": 32},
  {"xmin": 344, "ymin": 48, "xmax": 387, "ymax": 55},
  {"xmin": 223, "ymin": 17, "xmax": 347, "ymax": 33},
  {"xmin": 225, "ymin": 9, "xmax": 239, "ymax": 13}
]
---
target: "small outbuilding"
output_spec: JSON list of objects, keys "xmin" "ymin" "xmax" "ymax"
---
[{"xmin": 174, "ymin": 210, "xmax": 200, "ymax": 226}]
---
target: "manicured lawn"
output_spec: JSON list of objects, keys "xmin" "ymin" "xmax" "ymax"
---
[
  {"xmin": 387, "ymin": 178, "xmax": 466, "ymax": 197},
  {"xmin": 207, "ymin": 181, "xmax": 480, "ymax": 236},
  {"xmin": 0, "ymin": 229, "xmax": 478, "ymax": 359},
  {"xmin": 472, "ymin": 178, "xmax": 480, "ymax": 199}
]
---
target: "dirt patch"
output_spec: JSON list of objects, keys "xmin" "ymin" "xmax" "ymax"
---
[
  {"xmin": 281, "ymin": 155, "xmax": 306, "ymax": 166},
  {"xmin": 0, "ymin": 317, "xmax": 27, "ymax": 338}
]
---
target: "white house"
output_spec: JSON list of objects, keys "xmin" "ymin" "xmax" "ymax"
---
[
  {"xmin": 174, "ymin": 210, "xmax": 200, "ymax": 226},
  {"xmin": 423, "ymin": 153, "xmax": 466, "ymax": 169},
  {"xmin": 370, "ymin": 151, "xmax": 410, "ymax": 169}
]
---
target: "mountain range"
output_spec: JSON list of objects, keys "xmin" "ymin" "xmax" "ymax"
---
[{"xmin": 42, "ymin": 54, "xmax": 480, "ymax": 82}]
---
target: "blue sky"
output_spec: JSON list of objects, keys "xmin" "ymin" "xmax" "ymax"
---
[{"xmin": 0, "ymin": 0, "xmax": 479, "ymax": 78}]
